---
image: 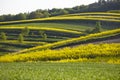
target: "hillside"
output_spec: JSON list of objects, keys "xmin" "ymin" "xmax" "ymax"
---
[
  {"xmin": 0, "ymin": 1, "xmax": 120, "ymax": 80},
  {"xmin": 10, "ymin": 28, "xmax": 119, "ymax": 54},
  {"xmin": 0, "ymin": 12, "xmax": 120, "ymax": 54},
  {"xmin": 0, "ymin": 12, "xmax": 120, "ymax": 29}
]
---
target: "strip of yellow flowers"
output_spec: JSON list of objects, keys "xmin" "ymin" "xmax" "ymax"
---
[{"xmin": 0, "ymin": 43, "xmax": 120, "ymax": 64}]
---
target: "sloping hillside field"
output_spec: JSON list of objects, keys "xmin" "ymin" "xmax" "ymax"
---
[
  {"xmin": 0, "ymin": 12, "xmax": 120, "ymax": 29},
  {"xmin": 0, "ymin": 12, "xmax": 120, "ymax": 80}
]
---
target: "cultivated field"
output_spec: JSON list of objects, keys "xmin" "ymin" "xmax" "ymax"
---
[
  {"xmin": 0, "ymin": 62, "xmax": 120, "ymax": 80},
  {"xmin": 0, "ymin": 12, "xmax": 120, "ymax": 80}
]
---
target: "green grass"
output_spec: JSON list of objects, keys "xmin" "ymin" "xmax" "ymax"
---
[
  {"xmin": 13, "ymin": 28, "xmax": 120, "ymax": 54},
  {"xmin": 0, "ymin": 26, "xmax": 82, "ymax": 34},
  {"xmin": 0, "ymin": 12, "xmax": 119, "ymax": 80},
  {"xmin": 0, "ymin": 40, "xmax": 47, "ymax": 45},
  {"xmin": 0, "ymin": 24, "xmax": 83, "ymax": 54},
  {"xmin": 0, "ymin": 40, "xmax": 47, "ymax": 55},
  {"xmin": 0, "ymin": 12, "xmax": 120, "ymax": 31},
  {"xmin": 0, "ymin": 23, "xmax": 94, "ymax": 32},
  {"xmin": 0, "ymin": 62, "xmax": 119, "ymax": 80},
  {"xmin": 107, "ymin": 10, "xmax": 120, "ymax": 13},
  {"xmin": 68, "ymin": 12, "xmax": 120, "ymax": 17},
  {"xmin": 0, "ymin": 12, "xmax": 120, "ymax": 24}
]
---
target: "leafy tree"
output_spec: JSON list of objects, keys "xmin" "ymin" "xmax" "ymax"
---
[
  {"xmin": 43, "ymin": 11, "xmax": 50, "ymax": 18},
  {"xmin": 0, "ymin": 32, "xmax": 7, "ymax": 41},
  {"xmin": 18, "ymin": 34, "xmax": 24, "ymax": 43},
  {"xmin": 0, "ymin": 16, "xmax": 5, "ymax": 21},
  {"xmin": 43, "ymin": 33, "xmax": 47, "ymax": 40},
  {"xmin": 92, "ymin": 21, "xmax": 102, "ymax": 33},
  {"xmin": 64, "ymin": 8, "xmax": 74, "ymax": 14},
  {"xmin": 0, "ymin": 0, "xmax": 120, "ymax": 21},
  {"xmin": 14, "ymin": 13, "xmax": 26, "ymax": 20},
  {"xmin": 4, "ymin": 14, "xmax": 13, "ymax": 21},
  {"xmin": 28, "ymin": 12, "xmax": 43, "ymax": 19},
  {"xmin": 39, "ymin": 31, "xmax": 47, "ymax": 40},
  {"xmin": 85, "ymin": 28, "xmax": 92, "ymax": 34},
  {"xmin": 0, "ymin": 14, "xmax": 14, "ymax": 21},
  {"xmin": 59, "ymin": 9, "xmax": 69, "ymax": 15},
  {"xmin": 39, "ymin": 31, "xmax": 44, "ymax": 37},
  {"xmin": 22, "ymin": 27, "xmax": 30, "ymax": 36}
]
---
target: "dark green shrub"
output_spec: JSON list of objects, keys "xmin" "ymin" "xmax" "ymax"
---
[
  {"xmin": 18, "ymin": 34, "xmax": 24, "ymax": 43},
  {"xmin": 0, "ymin": 32, "xmax": 7, "ymax": 41}
]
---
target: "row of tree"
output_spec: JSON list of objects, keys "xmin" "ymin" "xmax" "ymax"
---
[
  {"xmin": 0, "ymin": 21, "xmax": 102, "ymax": 43},
  {"xmin": 0, "ymin": 27, "xmax": 47, "ymax": 43},
  {"xmin": 0, "ymin": 0, "xmax": 120, "ymax": 22},
  {"xmin": 85, "ymin": 22, "xmax": 102, "ymax": 34}
]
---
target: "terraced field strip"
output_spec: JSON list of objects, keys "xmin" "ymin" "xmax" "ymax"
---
[
  {"xmin": 68, "ymin": 12, "xmax": 120, "ymax": 16},
  {"xmin": 0, "ymin": 12, "xmax": 120, "ymax": 25},
  {"xmin": 0, "ymin": 23, "xmax": 94, "ymax": 32},
  {"xmin": 0, "ymin": 40, "xmax": 47, "ymax": 45},
  {"xmin": 0, "ymin": 27, "xmax": 81, "ymax": 34},
  {"xmin": 11, "ymin": 28, "xmax": 120, "ymax": 54}
]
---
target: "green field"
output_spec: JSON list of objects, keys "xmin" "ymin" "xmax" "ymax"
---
[
  {"xmin": 10, "ymin": 28, "xmax": 119, "ymax": 54},
  {"xmin": 0, "ymin": 12, "xmax": 120, "ymax": 29},
  {"xmin": 0, "ymin": 12, "xmax": 119, "ymax": 57},
  {"xmin": 0, "ymin": 23, "xmax": 94, "ymax": 32},
  {"xmin": 0, "ymin": 11, "xmax": 120, "ymax": 80},
  {"xmin": 0, "ymin": 26, "xmax": 82, "ymax": 53},
  {"xmin": 0, "ymin": 62, "xmax": 120, "ymax": 80}
]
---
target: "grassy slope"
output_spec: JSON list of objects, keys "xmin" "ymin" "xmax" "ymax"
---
[
  {"xmin": 0, "ymin": 12, "xmax": 120, "ymax": 30},
  {"xmin": 0, "ymin": 40, "xmax": 47, "ymax": 56},
  {"xmin": 0, "ymin": 12, "xmax": 120, "ymax": 24},
  {"xmin": 0, "ymin": 62, "xmax": 119, "ymax": 80},
  {"xmin": 0, "ymin": 23, "xmax": 94, "ymax": 32},
  {"xmin": 0, "ymin": 26, "xmax": 82, "ymax": 34},
  {"xmin": 12, "ymin": 28, "xmax": 120, "ymax": 54},
  {"xmin": 0, "ymin": 12, "xmax": 119, "ymax": 60},
  {"xmin": 0, "ymin": 24, "xmax": 83, "ymax": 54},
  {"xmin": 0, "ymin": 23, "xmax": 84, "ymax": 54}
]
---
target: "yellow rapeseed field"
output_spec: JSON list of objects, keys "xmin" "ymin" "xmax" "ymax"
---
[{"xmin": 0, "ymin": 43, "xmax": 119, "ymax": 64}]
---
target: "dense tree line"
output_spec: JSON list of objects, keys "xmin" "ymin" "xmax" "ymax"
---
[{"xmin": 0, "ymin": 0, "xmax": 120, "ymax": 22}]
